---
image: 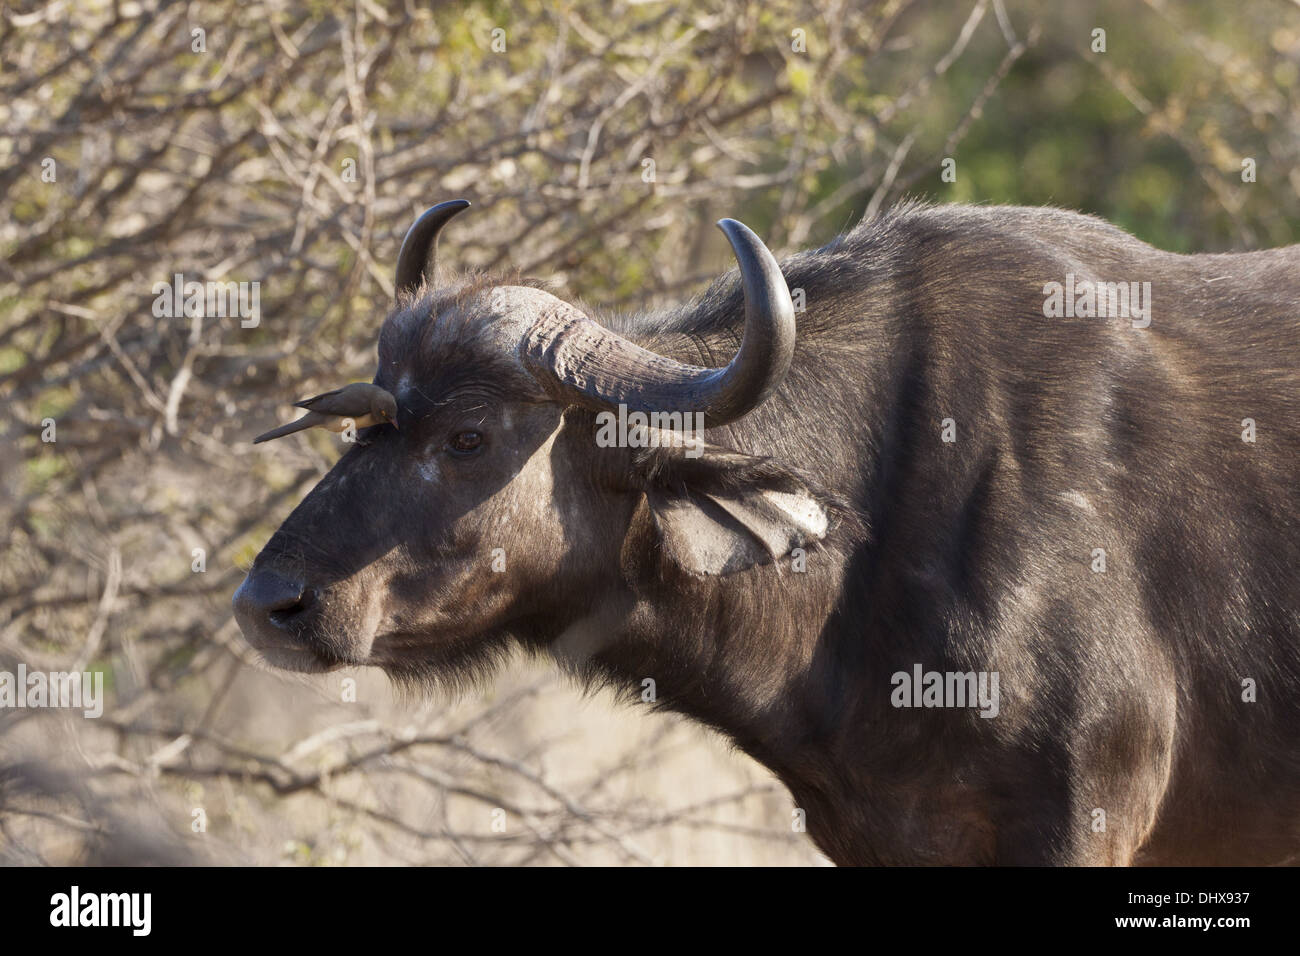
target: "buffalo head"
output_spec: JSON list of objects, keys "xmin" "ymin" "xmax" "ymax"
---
[{"xmin": 233, "ymin": 200, "xmax": 831, "ymax": 683}]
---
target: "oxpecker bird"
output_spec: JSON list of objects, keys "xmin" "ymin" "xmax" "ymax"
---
[{"xmin": 252, "ymin": 382, "xmax": 398, "ymax": 444}]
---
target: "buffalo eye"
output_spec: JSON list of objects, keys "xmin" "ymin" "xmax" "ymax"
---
[{"xmin": 447, "ymin": 430, "xmax": 484, "ymax": 456}]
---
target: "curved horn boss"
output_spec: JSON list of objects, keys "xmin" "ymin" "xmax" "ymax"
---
[
  {"xmin": 522, "ymin": 219, "xmax": 796, "ymax": 429},
  {"xmin": 392, "ymin": 202, "xmax": 795, "ymax": 427}
]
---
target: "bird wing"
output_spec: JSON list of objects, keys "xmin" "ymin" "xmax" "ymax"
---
[
  {"xmin": 294, "ymin": 385, "xmax": 383, "ymax": 417},
  {"xmin": 292, "ymin": 388, "xmax": 344, "ymax": 411}
]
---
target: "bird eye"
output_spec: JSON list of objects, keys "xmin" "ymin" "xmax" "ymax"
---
[{"xmin": 448, "ymin": 430, "xmax": 484, "ymax": 456}]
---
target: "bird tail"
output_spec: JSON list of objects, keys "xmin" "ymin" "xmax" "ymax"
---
[{"xmin": 252, "ymin": 417, "xmax": 312, "ymax": 444}]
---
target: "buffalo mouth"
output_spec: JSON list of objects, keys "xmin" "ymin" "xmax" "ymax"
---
[{"xmin": 245, "ymin": 641, "xmax": 345, "ymax": 674}]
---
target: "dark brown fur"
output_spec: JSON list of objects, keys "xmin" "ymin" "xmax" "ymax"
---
[{"xmin": 237, "ymin": 203, "xmax": 1300, "ymax": 865}]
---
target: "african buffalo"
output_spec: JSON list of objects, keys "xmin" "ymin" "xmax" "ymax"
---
[{"xmin": 234, "ymin": 199, "xmax": 1300, "ymax": 865}]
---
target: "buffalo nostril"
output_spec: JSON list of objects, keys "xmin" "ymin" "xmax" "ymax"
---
[
  {"xmin": 265, "ymin": 586, "xmax": 307, "ymax": 613},
  {"xmin": 269, "ymin": 587, "xmax": 317, "ymax": 624},
  {"xmin": 233, "ymin": 572, "xmax": 316, "ymax": 632}
]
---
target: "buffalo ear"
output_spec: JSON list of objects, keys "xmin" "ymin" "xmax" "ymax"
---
[{"xmin": 631, "ymin": 435, "xmax": 834, "ymax": 576}]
